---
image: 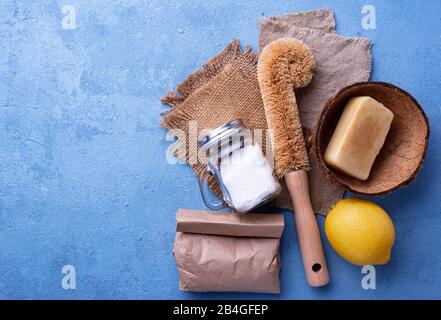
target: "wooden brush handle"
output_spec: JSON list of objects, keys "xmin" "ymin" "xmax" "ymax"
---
[{"xmin": 285, "ymin": 170, "xmax": 329, "ymax": 287}]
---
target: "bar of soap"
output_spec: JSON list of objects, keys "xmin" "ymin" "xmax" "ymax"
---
[{"xmin": 324, "ymin": 96, "xmax": 394, "ymax": 180}]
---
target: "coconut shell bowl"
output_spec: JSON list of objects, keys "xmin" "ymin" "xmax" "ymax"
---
[{"xmin": 314, "ymin": 82, "xmax": 430, "ymax": 195}]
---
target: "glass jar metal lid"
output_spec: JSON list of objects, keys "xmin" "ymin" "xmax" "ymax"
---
[{"xmin": 198, "ymin": 119, "xmax": 246, "ymax": 151}]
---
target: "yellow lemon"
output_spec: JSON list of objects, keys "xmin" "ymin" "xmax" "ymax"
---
[{"xmin": 325, "ymin": 198, "xmax": 395, "ymax": 266}]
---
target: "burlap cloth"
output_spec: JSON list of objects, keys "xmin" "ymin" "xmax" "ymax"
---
[{"xmin": 161, "ymin": 9, "xmax": 372, "ymax": 215}]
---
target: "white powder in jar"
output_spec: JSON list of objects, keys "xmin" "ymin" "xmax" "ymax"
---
[{"xmin": 219, "ymin": 144, "xmax": 280, "ymax": 212}]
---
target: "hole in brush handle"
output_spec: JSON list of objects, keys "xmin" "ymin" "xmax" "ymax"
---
[{"xmin": 312, "ymin": 263, "xmax": 322, "ymax": 273}]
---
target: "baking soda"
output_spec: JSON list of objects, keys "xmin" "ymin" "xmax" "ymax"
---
[{"xmin": 220, "ymin": 144, "xmax": 280, "ymax": 212}]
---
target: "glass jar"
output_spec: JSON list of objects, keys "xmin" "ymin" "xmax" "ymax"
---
[{"xmin": 198, "ymin": 119, "xmax": 281, "ymax": 213}]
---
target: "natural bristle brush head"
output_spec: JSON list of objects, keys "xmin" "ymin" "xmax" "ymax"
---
[{"xmin": 257, "ymin": 38, "xmax": 315, "ymax": 177}]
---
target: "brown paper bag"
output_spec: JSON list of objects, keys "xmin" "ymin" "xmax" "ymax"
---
[{"xmin": 173, "ymin": 209, "xmax": 284, "ymax": 293}]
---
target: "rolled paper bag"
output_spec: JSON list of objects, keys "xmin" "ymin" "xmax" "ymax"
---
[{"xmin": 173, "ymin": 209, "xmax": 284, "ymax": 294}]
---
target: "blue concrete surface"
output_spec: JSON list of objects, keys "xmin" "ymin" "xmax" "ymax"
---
[{"xmin": 0, "ymin": 0, "xmax": 440, "ymax": 299}]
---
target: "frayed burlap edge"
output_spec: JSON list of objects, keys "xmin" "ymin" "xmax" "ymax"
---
[
  {"xmin": 160, "ymin": 39, "xmax": 260, "ymax": 195},
  {"xmin": 161, "ymin": 39, "xmax": 256, "ymax": 112}
]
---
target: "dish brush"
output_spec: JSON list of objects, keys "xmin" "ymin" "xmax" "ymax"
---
[{"xmin": 257, "ymin": 38, "xmax": 329, "ymax": 287}]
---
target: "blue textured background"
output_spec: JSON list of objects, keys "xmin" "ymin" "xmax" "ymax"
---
[{"xmin": 1, "ymin": 0, "xmax": 440, "ymax": 300}]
